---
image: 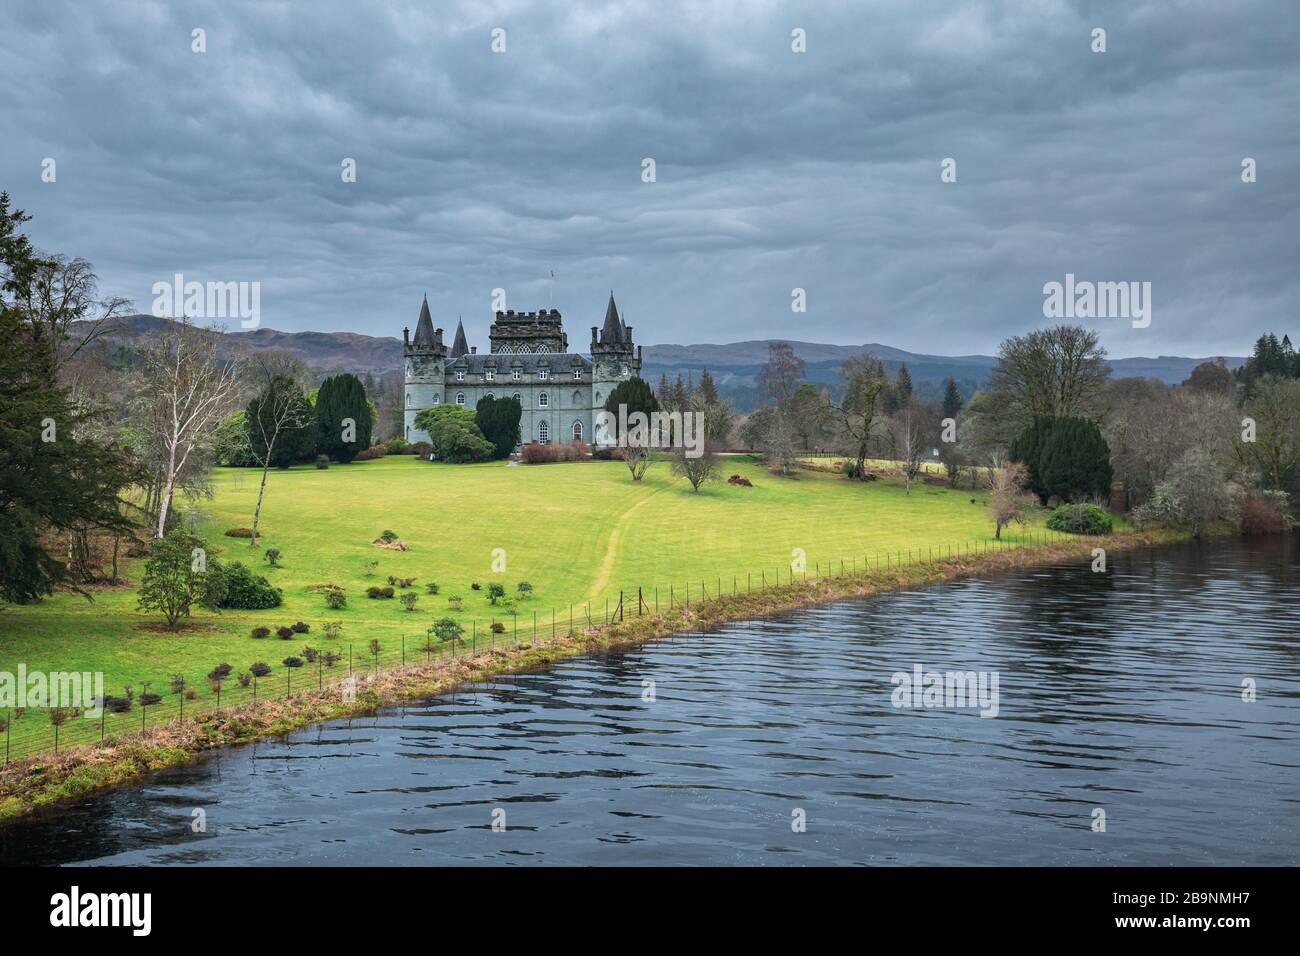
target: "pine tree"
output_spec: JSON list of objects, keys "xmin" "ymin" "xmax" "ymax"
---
[
  {"xmin": 698, "ymin": 367, "xmax": 719, "ymax": 405},
  {"xmin": 942, "ymin": 377, "xmax": 962, "ymax": 419},
  {"xmin": 895, "ymin": 363, "xmax": 913, "ymax": 404}
]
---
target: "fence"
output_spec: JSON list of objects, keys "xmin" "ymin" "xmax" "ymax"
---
[{"xmin": 1, "ymin": 527, "xmax": 1079, "ymax": 764}]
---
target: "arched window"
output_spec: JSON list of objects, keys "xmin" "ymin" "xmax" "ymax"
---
[
  {"xmin": 538, "ymin": 393, "xmax": 549, "ymax": 407},
  {"xmin": 572, "ymin": 420, "xmax": 583, "ymax": 440},
  {"xmin": 484, "ymin": 392, "xmax": 494, "ymax": 400},
  {"xmin": 456, "ymin": 392, "xmax": 466, "ymax": 405},
  {"xmin": 512, "ymin": 392, "xmax": 521, "ymax": 402},
  {"xmin": 572, "ymin": 390, "xmax": 581, "ymax": 405},
  {"xmin": 538, "ymin": 420, "xmax": 549, "ymax": 444},
  {"xmin": 406, "ymin": 393, "xmax": 412, "ymax": 407}
]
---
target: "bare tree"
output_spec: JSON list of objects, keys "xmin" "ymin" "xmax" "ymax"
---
[
  {"xmin": 887, "ymin": 399, "xmax": 932, "ymax": 494},
  {"xmin": 18, "ymin": 254, "xmax": 130, "ymax": 377},
  {"xmin": 988, "ymin": 325, "xmax": 1111, "ymax": 422},
  {"xmin": 834, "ymin": 354, "xmax": 888, "ymax": 479},
  {"xmin": 138, "ymin": 320, "xmax": 240, "ymax": 537},
  {"xmin": 244, "ymin": 353, "xmax": 314, "ymax": 546},
  {"xmin": 1241, "ymin": 377, "xmax": 1300, "ymax": 491},
  {"xmin": 988, "ymin": 461, "xmax": 1036, "ymax": 539}
]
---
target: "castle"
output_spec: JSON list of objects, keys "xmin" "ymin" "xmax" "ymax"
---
[{"xmin": 403, "ymin": 293, "xmax": 642, "ymax": 447}]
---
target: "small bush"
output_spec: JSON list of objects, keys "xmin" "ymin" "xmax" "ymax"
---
[
  {"xmin": 236, "ymin": 672, "xmax": 252, "ymax": 688},
  {"xmin": 209, "ymin": 663, "xmax": 234, "ymax": 680},
  {"xmin": 264, "ymin": 548, "xmax": 281, "ymax": 567},
  {"xmin": 170, "ymin": 674, "xmax": 186, "ymax": 694},
  {"xmin": 185, "ymin": 688, "xmax": 198, "ymax": 700},
  {"xmin": 486, "ymin": 582, "xmax": 505, "ymax": 604},
  {"xmin": 140, "ymin": 692, "xmax": 163, "ymax": 706},
  {"xmin": 367, "ymin": 586, "xmax": 395, "ymax": 599},
  {"xmin": 362, "ymin": 560, "xmax": 379, "ymax": 576},
  {"xmin": 1045, "ymin": 503, "xmax": 1113, "ymax": 536},
  {"xmin": 354, "ymin": 445, "xmax": 388, "ymax": 461},
  {"xmin": 322, "ymin": 651, "xmax": 342, "ymax": 668},
  {"xmin": 224, "ymin": 527, "xmax": 254, "ymax": 538},
  {"xmin": 105, "ymin": 696, "xmax": 132, "ymax": 713},
  {"xmin": 490, "ymin": 621, "xmax": 505, "ymax": 634},
  {"xmin": 276, "ymin": 626, "xmax": 294, "ymax": 639},
  {"xmin": 213, "ymin": 562, "xmax": 283, "ymax": 610},
  {"xmin": 249, "ymin": 662, "xmax": 272, "ymax": 678},
  {"xmin": 408, "ymin": 441, "xmax": 433, "ymax": 458},
  {"xmin": 400, "ymin": 592, "xmax": 419, "ymax": 612},
  {"xmin": 301, "ymin": 646, "xmax": 319, "ymax": 663},
  {"xmin": 397, "ymin": 577, "xmax": 416, "ymax": 588},
  {"xmin": 520, "ymin": 440, "xmax": 589, "ymax": 464},
  {"xmin": 291, "ymin": 621, "xmax": 310, "ymax": 634},
  {"xmin": 379, "ymin": 530, "xmax": 399, "ymax": 543},
  {"xmin": 322, "ymin": 621, "xmax": 343, "ymax": 640},
  {"xmin": 324, "ymin": 587, "xmax": 347, "ymax": 609},
  {"xmin": 470, "ymin": 581, "xmax": 482, "ymax": 591},
  {"xmin": 282, "ymin": 656, "xmax": 303, "ymax": 668},
  {"xmin": 250, "ymin": 626, "xmax": 270, "ymax": 639},
  {"xmin": 516, "ymin": 581, "xmax": 533, "ymax": 598},
  {"xmin": 448, "ymin": 595, "xmax": 462, "ymax": 611},
  {"xmin": 425, "ymin": 581, "xmax": 440, "ymax": 595}
]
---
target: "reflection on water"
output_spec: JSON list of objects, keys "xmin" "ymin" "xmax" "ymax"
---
[{"xmin": 2, "ymin": 536, "xmax": 1297, "ymax": 866}]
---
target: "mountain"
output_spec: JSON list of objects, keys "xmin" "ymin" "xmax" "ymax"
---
[{"xmin": 84, "ymin": 316, "xmax": 1243, "ymax": 411}]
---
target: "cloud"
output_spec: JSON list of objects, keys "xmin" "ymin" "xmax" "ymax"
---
[{"xmin": 1, "ymin": 0, "xmax": 1295, "ymax": 358}]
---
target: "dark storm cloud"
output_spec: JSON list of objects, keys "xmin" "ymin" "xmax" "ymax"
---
[{"xmin": 1, "ymin": 0, "xmax": 1296, "ymax": 357}]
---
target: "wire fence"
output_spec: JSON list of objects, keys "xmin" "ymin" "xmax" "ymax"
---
[{"xmin": 1, "ymin": 527, "xmax": 1079, "ymax": 764}]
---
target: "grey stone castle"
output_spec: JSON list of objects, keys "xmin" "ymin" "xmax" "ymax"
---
[{"xmin": 403, "ymin": 293, "xmax": 642, "ymax": 447}]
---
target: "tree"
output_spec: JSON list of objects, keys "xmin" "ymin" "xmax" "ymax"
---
[
  {"xmin": 136, "ymin": 530, "xmax": 223, "ymax": 628},
  {"xmin": 893, "ymin": 364, "xmax": 913, "ymax": 409},
  {"xmin": 942, "ymin": 377, "xmax": 963, "ymax": 419},
  {"xmin": 1241, "ymin": 377, "xmax": 1300, "ymax": 492},
  {"xmin": 988, "ymin": 462, "xmax": 1036, "ymax": 540},
  {"xmin": 1011, "ymin": 416, "xmax": 1113, "ymax": 504},
  {"xmin": 1183, "ymin": 358, "xmax": 1234, "ymax": 396},
  {"xmin": 315, "ymin": 373, "xmax": 372, "ymax": 463},
  {"xmin": 834, "ymin": 354, "xmax": 888, "ymax": 479},
  {"xmin": 604, "ymin": 377, "xmax": 661, "ymax": 480},
  {"xmin": 245, "ymin": 372, "xmax": 314, "ymax": 546},
  {"xmin": 474, "ymin": 395, "xmax": 522, "ymax": 458},
  {"xmin": 414, "ymin": 405, "xmax": 493, "ymax": 462},
  {"xmin": 756, "ymin": 342, "xmax": 805, "ymax": 406},
  {"xmin": 886, "ymin": 399, "xmax": 934, "ymax": 494},
  {"xmin": 671, "ymin": 393, "xmax": 721, "ymax": 492},
  {"xmin": 791, "ymin": 383, "xmax": 831, "ymax": 450},
  {"xmin": 0, "ymin": 194, "xmax": 142, "ymax": 601},
  {"xmin": 988, "ymin": 325, "xmax": 1110, "ymax": 424},
  {"xmin": 1134, "ymin": 448, "xmax": 1237, "ymax": 538},
  {"xmin": 698, "ymin": 367, "xmax": 720, "ymax": 405},
  {"xmin": 138, "ymin": 319, "xmax": 240, "ymax": 537}
]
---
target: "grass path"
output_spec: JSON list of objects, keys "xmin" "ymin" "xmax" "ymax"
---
[{"xmin": 587, "ymin": 481, "xmax": 670, "ymax": 601}]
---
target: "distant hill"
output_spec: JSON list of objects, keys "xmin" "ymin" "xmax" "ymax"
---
[{"xmin": 84, "ymin": 316, "xmax": 1243, "ymax": 411}]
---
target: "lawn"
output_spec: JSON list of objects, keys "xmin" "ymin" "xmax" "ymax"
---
[{"xmin": 0, "ymin": 454, "xmax": 1078, "ymax": 756}]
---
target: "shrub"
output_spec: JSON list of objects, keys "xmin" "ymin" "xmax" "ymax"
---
[
  {"xmin": 224, "ymin": 527, "xmax": 254, "ymax": 538},
  {"xmin": 140, "ymin": 693, "xmax": 162, "ymax": 706},
  {"xmin": 291, "ymin": 621, "xmax": 310, "ymax": 633},
  {"xmin": 105, "ymin": 696, "xmax": 132, "ymax": 714},
  {"xmin": 236, "ymin": 672, "xmax": 252, "ymax": 688},
  {"xmin": 379, "ymin": 530, "xmax": 399, "ymax": 543},
  {"xmin": 301, "ymin": 646, "xmax": 319, "ymax": 663},
  {"xmin": 315, "ymin": 455, "xmax": 330, "ymax": 469},
  {"xmin": 249, "ymin": 662, "xmax": 272, "ymax": 678},
  {"xmin": 209, "ymin": 663, "xmax": 233, "ymax": 680},
  {"xmin": 322, "ymin": 621, "xmax": 343, "ymax": 640},
  {"xmin": 264, "ymin": 548, "xmax": 281, "ymax": 567},
  {"xmin": 490, "ymin": 621, "xmax": 505, "ymax": 634},
  {"xmin": 282, "ymin": 656, "xmax": 303, "ymax": 668},
  {"xmin": 448, "ymin": 595, "xmax": 462, "ymax": 611},
  {"xmin": 322, "ymin": 651, "xmax": 342, "ymax": 668},
  {"xmin": 486, "ymin": 582, "xmax": 505, "ymax": 604},
  {"xmin": 276, "ymin": 626, "xmax": 294, "ymax": 639},
  {"xmin": 1238, "ymin": 491, "xmax": 1291, "ymax": 535},
  {"xmin": 170, "ymin": 674, "xmax": 186, "ymax": 694},
  {"xmin": 250, "ymin": 626, "xmax": 270, "ymax": 639},
  {"xmin": 408, "ymin": 441, "xmax": 433, "ymax": 458},
  {"xmin": 400, "ymin": 593, "xmax": 419, "ymax": 612},
  {"xmin": 1045, "ymin": 503, "xmax": 1113, "ymax": 536},
  {"xmin": 185, "ymin": 688, "xmax": 198, "ymax": 700},
  {"xmin": 470, "ymin": 581, "xmax": 481, "ymax": 591},
  {"xmin": 212, "ymin": 562, "xmax": 283, "ymax": 610},
  {"xmin": 384, "ymin": 436, "xmax": 411, "ymax": 455},
  {"xmin": 430, "ymin": 618, "xmax": 463, "ymax": 643},
  {"xmin": 324, "ymin": 587, "xmax": 347, "ymax": 609},
  {"xmin": 354, "ymin": 444, "xmax": 388, "ymax": 461},
  {"xmin": 397, "ymin": 577, "xmax": 415, "ymax": 588},
  {"xmin": 367, "ymin": 585, "xmax": 395, "ymax": 599},
  {"xmin": 516, "ymin": 581, "xmax": 533, "ymax": 598},
  {"xmin": 362, "ymin": 560, "xmax": 379, "ymax": 576},
  {"xmin": 425, "ymin": 581, "xmax": 440, "ymax": 595}
]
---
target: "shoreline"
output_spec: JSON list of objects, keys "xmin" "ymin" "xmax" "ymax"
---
[{"xmin": 0, "ymin": 527, "xmax": 1192, "ymax": 825}]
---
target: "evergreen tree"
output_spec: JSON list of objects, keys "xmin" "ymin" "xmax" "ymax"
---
[
  {"xmin": 698, "ymin": 367, "xmax": 719, "ymax": 405},
  {"xmin": 474, "ymin": 395, "xmax": 522, "ymax": 458},
  {"xmin": 315, "ymin": 373, "xmax": 372, "ymax": 462},
  {"xmin": 895, "ymin": 363, "xmax": 913, "ymax": 403},
  {"xmin": 603, "ymin": 377, "xmax": 661, "ymax": 438},
  {"xmin": 942, "ymin": 377, "xmax": 963, "ymax": 419},
  {"xmin": 1010, "ymin": 416, "xmax": 1112, "ymax": 503},
  {"xmin": 247, "ymin": 376, "xmax": 315, "ymax": 468}
]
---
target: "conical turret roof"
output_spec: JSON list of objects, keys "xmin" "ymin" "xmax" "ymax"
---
[
  {"xmin": 450, "ymin": 317, "xmax": 469, "ymax": 357},
  {"xmin": 600, "ymin": 293, "xmax": 623, "ymax": 344},
  {"xmin": 412, "ymin": 295, "xmax": 436, "ymax": 349}
]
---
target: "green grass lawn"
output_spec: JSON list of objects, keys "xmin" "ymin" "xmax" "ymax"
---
[{"xmin": 0, "ymin": 454, "xmax": 1092, "ymax": 756}]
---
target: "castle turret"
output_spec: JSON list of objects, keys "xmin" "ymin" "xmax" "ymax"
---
[
  {"xmin": 590, "ymin": 293, "xmax": 641, "ymax": 446},
  {"xmin": 403, "ymin": 295, "xmax": 448, "ymax": 442}
]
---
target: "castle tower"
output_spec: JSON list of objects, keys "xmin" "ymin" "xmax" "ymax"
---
[
  {"xmin": 402, "ymin": 294, "xmax": 447, "ymax": 441},
  {"xmin": 589, "ymin": 293, "xmax": 641, "ymax": 446}
]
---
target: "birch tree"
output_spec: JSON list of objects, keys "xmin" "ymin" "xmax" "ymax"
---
[
  {"xmin": 244, "ymin": 355, "xmax": 314, "ymax": 545},
  {"xmin": 139, "ymin": 320, "xmax": 240, "ymax": 537}
]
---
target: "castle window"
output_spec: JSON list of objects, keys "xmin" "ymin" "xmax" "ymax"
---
[
  {"xmin": 406, "ymin": 393, "xmax": 411, "ymax": 407},
  {"xmin": 485, "ymin": 369, "xmax": 495, "ymax": 381},
  {"xmin": 456, "ymin": 392, "xmax": 466, "ymax": 405},
  {"xmin": 485, "ymin": 392, "xmax": 494, "ymax": 400},
  {"xmin": 433, "ymin": 394, "xmax": 441, "ymax": 404},
  {"xmin": 512, "ymin": 369, "xmax": 521, "ymax": 381},
  {"xmin": 538, "ymin": 393, "xmax": 549, "ymax": 408},
  {"xmin": 572, "ymin": 421, "xmax": 583, "ymax": 440},
  {"xmin": 538, "ymin": 420, "xmax": 549, "ymax": 444},
  {"xmin": 455, "ymin": 370, "xmax": 465, "ymax": 381},
  {"xmin": 572, "ymin": 369, "xmax": 581, "ymax": 380},
  {"xmin": 512, "ymin": 392, "xmax": 521, "ymax": 402},
  {"xmin": 538, "ymin": 368, "xmax": 549, "ymax": 380}
]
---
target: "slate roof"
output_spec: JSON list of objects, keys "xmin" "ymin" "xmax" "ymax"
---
[
  {"xmin": 450, "ymin": 318, "xmax": 469, "ymax": 357},
  {"xmin": 411, "ymin": 295, "xmax": 437, "ymax": 348},
  {"xmin": 445, "ymin": 352, "xmax": 591, "ymax": 373},
  {"xmin": 599, "ymin": 293, "xmax": 623, "ymax": 344}
]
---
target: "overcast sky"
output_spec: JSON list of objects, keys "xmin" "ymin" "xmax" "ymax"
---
[{"xmin": 2, "ymin": 0, "xmax": 1296, "ymax": 357}]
